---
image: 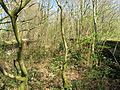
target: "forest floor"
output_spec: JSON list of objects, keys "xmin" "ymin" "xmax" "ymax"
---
[{"xmin": 33, "ymin": 58, "xmax": 81, "ymax": 90}]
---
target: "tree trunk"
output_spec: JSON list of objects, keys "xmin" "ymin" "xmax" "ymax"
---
[
  {"xmin": 10, "ymin": 16, "xmax": 28, "ymax": 90},
  {"xmin": 55, "ymin": 0, "xmax": 68, "ymax": 89}
]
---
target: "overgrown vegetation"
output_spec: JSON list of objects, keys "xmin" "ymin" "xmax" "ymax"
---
[{"xmin": 0, "ymin": 0, "xmax": 120, "ymax": 90}]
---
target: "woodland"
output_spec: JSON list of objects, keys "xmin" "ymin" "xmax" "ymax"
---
[{"xmin": 0, "ymin": 0, "xmax": 120, "ymax": 90}]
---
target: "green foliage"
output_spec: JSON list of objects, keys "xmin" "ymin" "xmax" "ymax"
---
[
  {"xmin": 85, "ymin": 67, "xmax": 110, "ymax": 79},
  {"xmin": 58, "ymin": 42, "xmax": 64, "ymax": 51},
  {"xmin": 91, "ymin": 53, "xmax": 99, "ymax": 63},
  {"xmin": 71, "ymin": 66, "xmax": 110, "ymax": 90},
  {"xmin": 68, "ymin": 50, "xmax": 82, "ymax": 68},
  {"xmin": 71, "ymin": 79, "xmax": 106, "ymax": 90},
  {"xmin": 70, "ymin": 50, "xmax": 81, "ymax": 61},
  {"xmin": 50, "ymin": 55, "xmax": 64, "ymax": 73}
]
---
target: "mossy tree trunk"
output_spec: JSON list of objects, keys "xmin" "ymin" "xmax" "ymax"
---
[
  {"xmin": 55, "ymin": 0, "xmax": 68, "ymax": 89},
  {"xmin": 0, "ymin": 0, "xmax": 31, "ymax": 89}
]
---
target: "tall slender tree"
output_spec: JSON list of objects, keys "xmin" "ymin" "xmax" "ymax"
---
[{"xmin": 55, "ymin": 0, "xmax": 69, "ymax": 89}]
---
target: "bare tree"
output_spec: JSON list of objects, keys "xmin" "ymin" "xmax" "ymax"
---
[{"xmin": 55, "ymin": 0, "xmax": 69, "ymax": 89}]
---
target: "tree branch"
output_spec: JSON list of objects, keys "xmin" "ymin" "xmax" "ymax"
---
[
  {"xmin": 10, "ymin": 0, "xmax": 31, "ymax": 16},
  {"xmin": 0, "ymin": 0, "xmax": 10, "ymax": 16},
  {"xmin": 0, "ymin": 64, "xmax": 26, "ymax": 81}
]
